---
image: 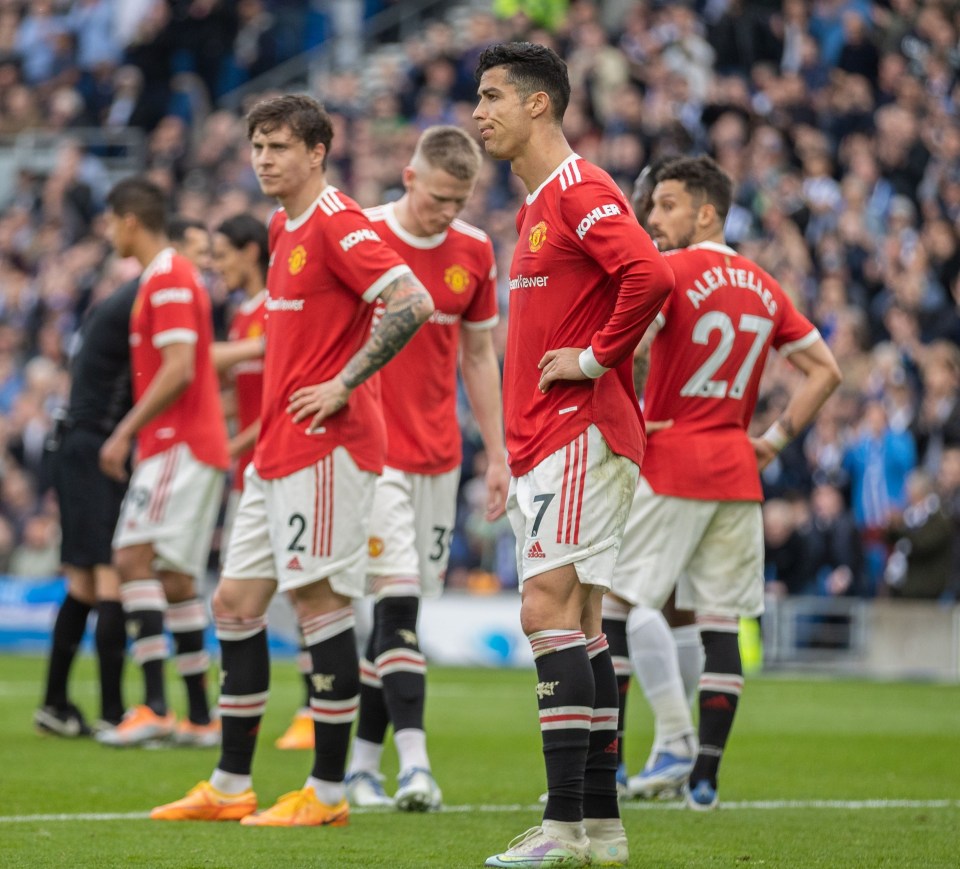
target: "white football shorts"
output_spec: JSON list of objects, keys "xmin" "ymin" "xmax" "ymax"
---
[
  {"xmin": 507, "ymin": 425, "xmax": 638, "ymax": 588},
  {"xmin": 113, "ymin": 442, "xmax": 224, "ymax": 580},
  {"xmin": 612, "ymin": 475, "xmax": 765, "ymax": 618},
  {"xmin": 222, "ymin": 447, "xmax": 376, "ymax": 596},
  {"xmin": 366, "ymin": 465, "xmax": 460, "ymax": 599}
]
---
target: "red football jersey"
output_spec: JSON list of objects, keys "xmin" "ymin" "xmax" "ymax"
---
[
  {"xmin": 642, "ymin": 241, "xmax": 820, "ymax": 501},
  {"xmin": 365, "ymin": 203, "xmax": 498, "ymax": 474},
  {"xmin": 227, "ymin": 290, "xmax": 266, "ymax": 490},
  {"xmin": 129, "ymin": 248, "xmax": 229, "ymax": 469},
  {"xmin": 253, "ymin": 187, "xmax": 413, "ymax": 480},
  {"xmin": 505, "ymin": 155, "xmax": 673, "ymax": 476}
]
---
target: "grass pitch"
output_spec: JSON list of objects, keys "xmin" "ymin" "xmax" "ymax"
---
[{"xmin": 1, "ymin": 654, "xmax": 958, "ymax": 867}]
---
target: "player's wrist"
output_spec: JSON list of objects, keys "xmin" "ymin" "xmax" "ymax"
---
[
  {"xmin": 761, "ymin": 420, "xmax": 791, "ymax": 453},
  {"xmin": 578, "ymin": 346, "xmax": 609, "ymax": 379}
]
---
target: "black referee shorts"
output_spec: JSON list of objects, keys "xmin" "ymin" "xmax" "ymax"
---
[{"xmin": 52, "ymin": 427, "xmax": 128, "ymax": 568}]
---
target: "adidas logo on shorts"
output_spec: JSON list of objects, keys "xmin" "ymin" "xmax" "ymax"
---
[
  {"xmin": 526, "ymin": 540, "xmax": 546, "ymax": 559},
  {"xmin": 286, "ymin": 556, "xmax": 303, "ymax": 570}
]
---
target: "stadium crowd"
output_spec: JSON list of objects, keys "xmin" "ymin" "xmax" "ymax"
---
[{"xmin": 0, "ymin": 0, "xmax": 958, "ymax": 601}]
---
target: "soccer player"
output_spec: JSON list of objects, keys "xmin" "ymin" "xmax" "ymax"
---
[
  {"xmin": 96, "ymin": 180, "xmax": 229, "ymax": 749},
  {"xmin": 474, "ymin": 43, "xmax": 674, "ymax": 868},
  {"xmin": 341, "ymin": 125, "xmax": 508, "ymax": 811},
  {"xmin": 604, "ymin": 158, "xmax": 705, "ymax": 801},
  {"xmin": 206, "ymin": 214, "xmax": 318, "ymax": 751},
  {"xmin": 34, "ymin": 265, "xmax": 138, "ymax": 738},
  {"xmin": 150, "ymin": 93, "xmax": 433, "ymax": 827},
  {"xmin": 611, "ymin": 156, "xmax": 842, "ymax": 811}
]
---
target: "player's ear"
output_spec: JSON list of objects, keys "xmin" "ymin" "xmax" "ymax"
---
[
  {"xmin": 527, "ymin": 90, "xmax": 551, "ymax": 120},
  {"xmin": 401, "ymin": 165, "xmax": 416, "ymax": 191},
  {"xmin": 698, "ymin": 201, "xmax": 718, "ymax": 231},
  {"xmin": 310, "ymin": 141, "xmax": 326, "ymax": 171}
]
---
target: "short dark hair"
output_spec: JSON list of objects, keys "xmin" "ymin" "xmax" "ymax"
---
[
  {"xmin": 106, "ymin": 176, "xmax": 167, "ymax": 234},
  {"xmin": 246, "ymin": 93, "xmax": 334, "ymax": 169},
  {"xmin": 632, "ymin": 155, "xmax": 676, "ymax": 225},
  {"xmin": 217, "ymin": 213, "xmax": 270, "ymax": 281},
  {"xmin": 475, "ymin": 42, "xmax": 570, "ymax": 123},
  {"xmin": 654, "ymin": 156, "xmax": 733, "ymax": 223},
  {"xmin": 167, "ymin": 216, "xmax": 207, "ymax": 244}
]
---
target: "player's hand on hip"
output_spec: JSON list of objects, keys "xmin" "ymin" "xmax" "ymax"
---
[
  {"xmin": 288, "ymin": 376, "xmax": 353, "ymax": 433},
  {"xmin": 538, "ymin": 347, "xmax": 588, "ymax": 393},
  {"xmin": 484, "ymin": 457, "xmax": 510, "ymax": 521},
  {"xmin": 99, "ymin": 431, "xmax": 131, "ymax": 482},
  {"xmin": 750, "ymin": 436, "xmax": 778, "ymax": 471}
]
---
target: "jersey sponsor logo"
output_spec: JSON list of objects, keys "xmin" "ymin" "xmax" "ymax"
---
[
  {"xmin": 288, "ymin": 244, "xmax": 307, "ymax": 274},
  {"xmin": 509, "ymin": 274, "xmax": 549, "ymax": 291},
  {"xmin": 528, "ymin": 220, "xmax": 547, "ymax": 252},
  {"xmin": 339, "ymin": 228, "xmax": 381, "ymax": 251},
  {"xmin": 286, "ymin": 555, "xmax": 303, "ymax": 570},
  {"xmin": 535, "ymin": 680, "xmax": 559, "ymax": 698},
  {"xmin": 526, "ymin": 540, "xmax": 546, "ymax": 559},
  {"xmin": 266, "ymin": 297, "xmax": 305, "ymax": 312},
  {"xmin": 368, "ymin": 536, "xmax": 384, "ymax": 557},
  {"xmin": 428, "ymin": 310, "xmax": 460, "ymax": 326},
  {"xmin": 444, "ymin": 264, "xmax": 470, "ymax": 294},
  {"xmin": 150, "ymin": 287, "xmax": 193, "ymax": 306},
  {"xmin": 575, "ymin": 203, "xmax": 622, "ymax": 240}
]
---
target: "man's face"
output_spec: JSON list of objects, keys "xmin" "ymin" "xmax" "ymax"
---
[
  {"xmin": 474, "ymin": 66, "xmax": 531, "ymax": 162},
  {"xmin": 105, "ymin": 209, "xmax": 134, "ymax": 258},
  {"xmin": 403, "ymin": 163, "xmax": 475, "ymax": 237},
  {"xmin": 250, "ymin": 123, "xmax": 322, "ymax": 202},
  {"xmin": 212, "ymin": 232, "xmax": 246, "ymax": 291},
  {"xmin": 178, "ymin": 226, "xmax": 212, "ymax": 272},
  {"xmin": 646, "ymin": 179, "xmax": 699, "ymax": 251}
]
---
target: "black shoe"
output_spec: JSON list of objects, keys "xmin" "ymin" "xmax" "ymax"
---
[{"xmin": 34, "ymin": 703, "xmax": 92, "ymax": 737}]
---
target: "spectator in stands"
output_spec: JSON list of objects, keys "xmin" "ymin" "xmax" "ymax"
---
[
  {"xmin": 806, "ymin": 478, "xmax": 865, "ymax": 597},
  {"xmin": 911, "ymin": 340, "xmax": 960, "ymax": 473},
  {"xmin": 882, "ymin": 468, "xmax": 954, "ymax": 600},
  {"xmin": 842, "ymin": 398, "xmax": 917, "ymax": 594}
]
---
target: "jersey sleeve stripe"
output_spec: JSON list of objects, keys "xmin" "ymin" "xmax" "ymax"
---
[
  {"xmin": 778, "ymin": 328, "xmax": 821, "ymax": 357},
  {"xmin": 361, "ymin": 264, "xmax": 414, "ymax": 303},
  {"xmin": 153, "ymin": 328, "xmax": 199, "ymax": 348},
  {"xmin": 461, "ymin": 314, "xmax": 500, "ymax": 331},
  {"xmin": 319, "ymin": 189, "xmax": 347, "ymax": 216},
  {"xmin": 450, "ymin": 219, "xmax": 489, "ymax": 242}
]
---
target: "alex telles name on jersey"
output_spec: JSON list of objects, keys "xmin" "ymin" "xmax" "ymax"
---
[{"xmin": 682, "ymin": 264, "xmax": 778, "ymax": 315}]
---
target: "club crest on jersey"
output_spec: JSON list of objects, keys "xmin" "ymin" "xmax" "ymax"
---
[
  {"xmin": 528, "ymin": 220, "xmax": 548, "ymax": 252},
  {"xmin": 444, "ymin": 264, "xmax": 470, "ymax": 294},
  {"xmin": 368, "ymin": 536, "xmax": 384, "ymax": 557},
  {"xmin": 288, "ymin": 244, "xmax": 307, "ymax": 275}
]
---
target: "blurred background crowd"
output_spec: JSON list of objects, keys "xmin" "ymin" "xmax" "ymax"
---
[{"xmin": 0, "ymin": 0, "xmax": 958, "ymax": 604}]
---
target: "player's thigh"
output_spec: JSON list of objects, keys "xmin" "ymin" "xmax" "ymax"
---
[
  {"xmin": 411, "ymin": 467, "xmax": 459, "ymax": 597},
  {"xmin": 366, "ymin": 466, "xmax": 419, "ymax": 591},
  {"xmin": 113, "ymin": 444, "xmax": 224, "ymax": 578},
  {"xmin": 612, "ymin": 478, "xmax": 717, "ymax": 609},
  {"xmin": 509, "ymin": 425, "xmax": 638, "ymax": 590},
  {"xmin": 56, "ymin": 428, "xmax": 126, "ymax": 570},
  {"xmin": 263, "ymin": 448, "xmax": 377, "ymax": 598},
  {"xmin": 679, "ymin": 501, "xmax": 764, "ymax": 618}
]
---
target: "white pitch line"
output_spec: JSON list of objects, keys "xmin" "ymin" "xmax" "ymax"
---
[{"xmin": 0, "ymin": 799, "xmax": 957, "ymax": 824}]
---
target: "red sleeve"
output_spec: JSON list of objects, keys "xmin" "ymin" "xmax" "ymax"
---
[
  {"xmin": 148, "ymin": 259, "xmax": 201, "ymax": 346},
  {"xmin": 772, "ymin": 283, "xmax": 820, "ymax": 355},
  {"xmin": 463, "ymin": 242, "xmax": 499, "ymax": 326},
  {"xmin": 561, "ymin": 180, "xmax": 674, "ymax": 370},
  {"xmin": 323, "ymin": 206, "xmax": 412, "ymax": 302}
]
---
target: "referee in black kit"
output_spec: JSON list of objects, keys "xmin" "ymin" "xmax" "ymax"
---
[{"xmin": 34, "ymin": 270, "xmax": 139, "ymax": 737}]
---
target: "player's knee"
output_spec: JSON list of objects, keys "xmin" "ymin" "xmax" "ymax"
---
[
  {"xmin": 211, "ymin": 581, "xmax": 265, "ymax": 622},
  {"xmin": 66, "ymin": 572, "xmax": 97, "ymax": 605}
]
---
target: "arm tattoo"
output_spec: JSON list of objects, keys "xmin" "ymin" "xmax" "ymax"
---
[
  {"xmin": 778, "ymin": 415, "xmax": 797, "ymax": 439},
  {"xmin": 341, "ymin": 274, "xmax": 431, "ymax": 389}
]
